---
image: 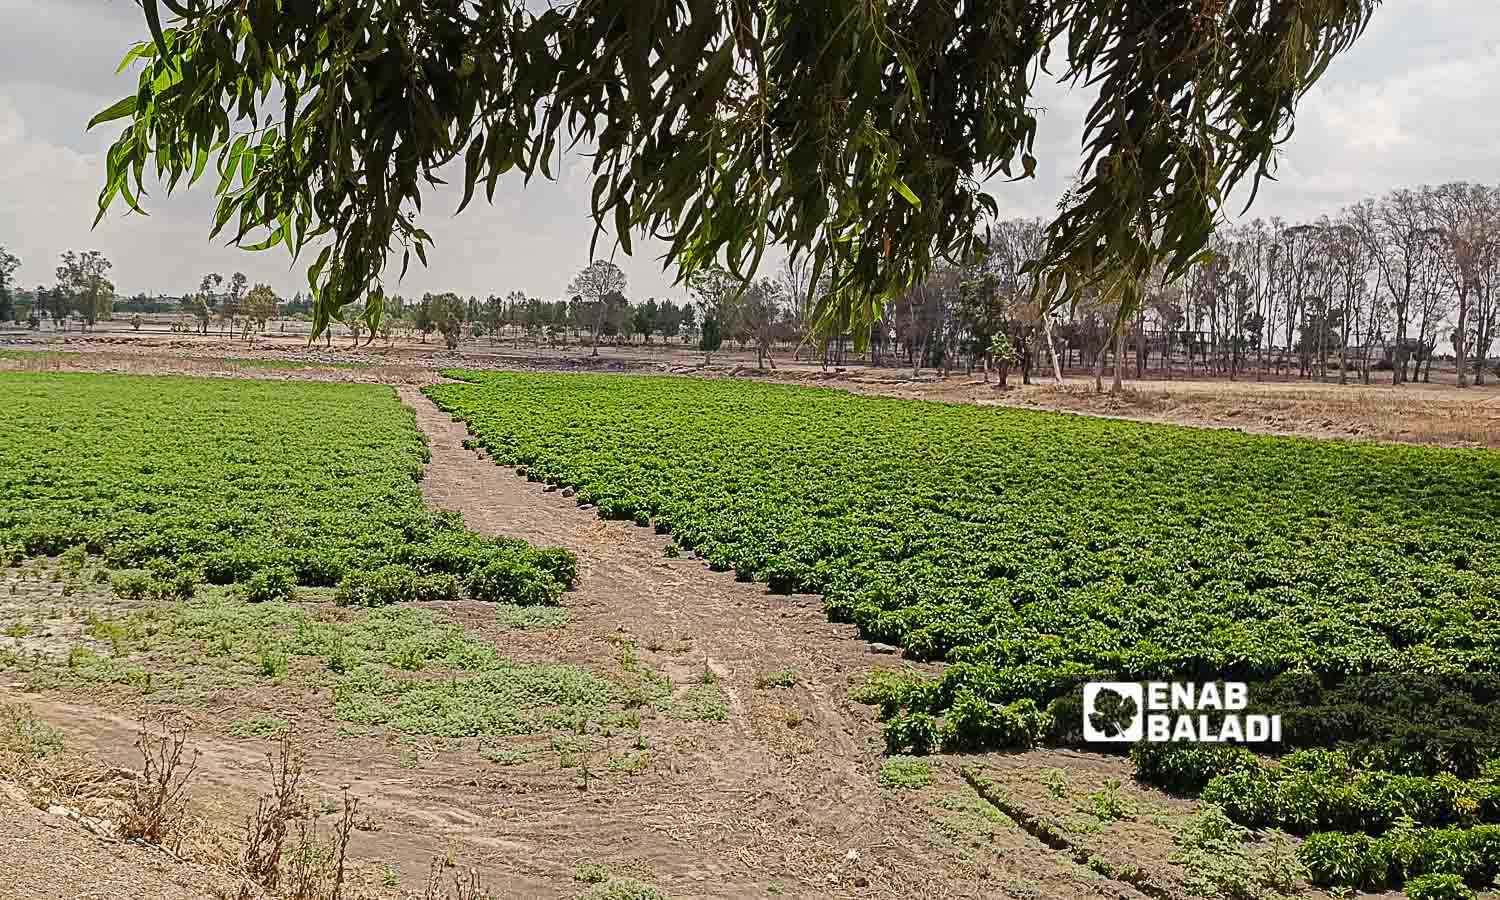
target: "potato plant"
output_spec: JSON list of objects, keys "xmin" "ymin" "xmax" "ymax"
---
[
  {"xmin": 0, "ymin": 373, "xmax": 573, "ymax": 604},
  {"xmin": 428, "ymin": 371, "xmax": 1500, "ymax": 892}
]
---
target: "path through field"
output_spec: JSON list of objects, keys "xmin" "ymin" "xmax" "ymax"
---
[
  {"xmin": 392, "ymin": 385, "xmax": 1151, "ymax": 899},
  {"xmin": 0, "ymin": 376, "xmax": 1178, "ymax": 900}
]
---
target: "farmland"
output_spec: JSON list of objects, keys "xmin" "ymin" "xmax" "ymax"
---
[
  {"xmin": 2, "ymin": 362, "xmax": 1499, "ymax": 898},
  {"xmin": 430, "ymin": 370, "xmax": 1500, "ymax": 893},
  {"xmin": 0, "ymin": 373, "xmax": 574, "ymax": 603}
]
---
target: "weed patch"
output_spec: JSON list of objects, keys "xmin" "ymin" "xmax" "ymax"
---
[{"xmin": 878, "ymin": 756, "xmax": 932, "ymax": 790}]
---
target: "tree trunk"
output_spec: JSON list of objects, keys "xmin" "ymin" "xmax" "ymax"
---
[
  {"xmin": 1111, "ymin": 329, "xmax": 1125, "ymax": 393},
  {"xmin": 1456, "ymin": 288, "xmax": 1470, "ymax": 388}
]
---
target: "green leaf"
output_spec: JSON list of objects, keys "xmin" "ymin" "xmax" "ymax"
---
[
  {"xmin": 88, "ymin": 96, "xmax": 138, "ymax": 131},
  {"xmin": 143, "ymin": 0, "xmax": 172, "ymax": 64},
  {"xmin": 456, "ymin": 135, "xmax": 485, "ymax": 215},
  {"xmin": 889, "ymin": 176, "xmax": 921, "ymax": 210}
]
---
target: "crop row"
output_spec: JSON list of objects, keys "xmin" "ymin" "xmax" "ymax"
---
[
  {"xmin": 0, "ymin": 373, "xmax": 572, "ymax": 604},
  {"xmin": 428, "ymin": 372, "xmax": 1499, "ymax": 745},
  {"xmin": 429, "ymin": 371, "xmax": 1500, "ymax": 892}
]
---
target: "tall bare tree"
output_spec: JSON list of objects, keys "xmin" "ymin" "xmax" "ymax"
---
[{"xmin": 567, "ymin": 260, "xmax": 627, "ymax": 357}]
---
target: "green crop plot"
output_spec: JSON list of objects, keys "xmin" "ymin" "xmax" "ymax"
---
[
  {"xmin": 430, "ymin": 371, "xmax": 1500, "ymax": 893},
  {"xmin": 0, "ymin": 372, "xmax": 572, "ymax": 603}
]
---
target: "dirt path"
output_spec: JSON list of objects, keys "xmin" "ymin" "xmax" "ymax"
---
[
  {"xmin": 1, "ymin": 377, "xmax": 1162, "ymax": 900},
  {"xmin": 392, "ymin": 385, "xmax": 1145, "ymax": 900},
  {"xmin": 0, "ymin": 782, "xmax": 221, "ymax": 900}
]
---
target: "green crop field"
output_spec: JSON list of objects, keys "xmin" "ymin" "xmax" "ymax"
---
[
  {"xmin": 430, "ymin": 371, "xmax": 1500, "ymax": 893},
  {"xmin": 0, "ymin": 372, "xmax": 573, "ymax": 605}
]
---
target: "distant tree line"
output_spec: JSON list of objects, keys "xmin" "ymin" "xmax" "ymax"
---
[
  {"xmin": 5, "ymin": 180, "xmax": 1493, "ymax": 387},
  {"xmin": 374, "ymin": 259, "xmax": 808, "ymax": 366},
  {"xmin": 870, "ymin": 182, "xmax": 1500, "ymax": 390}
]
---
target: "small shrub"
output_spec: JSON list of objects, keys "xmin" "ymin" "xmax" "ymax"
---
[
  {"xmin": 1041, "ymin": 768, "xmax": 1068, "ymax": 799},
  {"xmin": 336, "ymin": 565, "xmax": 461, "ymax": 607},
  {"xmin": 242, "ymin": 735, "xmax": 302, "ymax": 892},
  {"xmin": 259, "ymin": 645, "xmax": 290, "ymax": 678},
  {"xmin": 754, "ymin": 668, "xmax": 798, "ymax": 689},
  {"xmin": 532, "ymin": 547, "xmax": 578, "ymax": 588},
  {"xmin": 1177, "ymin": 804, "xmax": 1248, "ymax": 851},
  {"xmin": 0, "ymin": 704, "xmax": 63, "ymax": 758},
  {"xmin": 606, "ymin": 750, "xmax": 651, "ymax": 775},
  {"xmin": 883, "ymin": 711, "xmax": 940, "ymax": 755},
  {"xmin": 1132, "ymin": 742, "xmax": 1260, "ymax": 794},
  {"xmin": 229, "ymin": 715, "xmax": 290, "ymax": 739},
  {"xmin": 574, "ymin": 862, "xmax": 611, "ymax": 884},
  {"xmin": 583, "ymin": 879, "xmax": 664, "ymax": 900},
  {"xmin": 938, "ymin": 692, "xmax": 1051, "ymax": 752},
  {"xmin": 668, "ymin": 684, "xmax": 729, "ymax": 722},
  {"xmin": 464, "ymin": 558, "xmax": 562, "ymax": 606},
  {"xmin": 1257, "ymin": 831, "xmax": 1309, "ymax": 895},
  {"xmin": 121, "ymin": 715, "xmax": 199, "ymax": 851},
  {"xmin": 283, "ymin": 790, "xmax": 358, "ymax": 900},
  {"xmin": 1085, "ymin": 779, "xmax": 1137, "ymax": 821},
  {"xmin": 1297, "ymin": 831, "xmax": 1382, "ymax": 890},
  {"xmin": 480, "ymin": 746, "xmax": 529, "ymax": 766},
  {"xmin": 494, "ymin": 603, "xmax": 569, "ymax": 630},
  {"xmin": 60, "ymin": 545, "xmax": 88, "ymax": 575},
  {"xmin": 145, "ymin": 559, "xmax": 198, "ymax": 602},
  {"xmin": 111, "ymin": 572, "xmax": 152, "ymax": 602},
  {"xmin": 240, "ymin": 567, "xmax": 298, "ymax": 604}
]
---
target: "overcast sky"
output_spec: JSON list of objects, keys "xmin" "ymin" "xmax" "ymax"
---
[{"xmin": 1, "ymin": 1, "xmax": 1497, "ymax": 302}]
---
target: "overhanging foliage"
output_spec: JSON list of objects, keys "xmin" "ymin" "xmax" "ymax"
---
[{"xmin": 92, "ymin": 0, "xmax": 1376, "ymax": 342}]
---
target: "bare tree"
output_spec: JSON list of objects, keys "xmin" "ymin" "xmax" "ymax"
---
[
  {"xmin": 566, "ymin": 260, "xmax": 627, "ymax": 356},
  {"xmin": 1430, "ymin": 182, "xmax": 1497, "ymax": 387},
  {"xmin": 741, "ymin": 278, "xmax": 785, "ymax": 369}
]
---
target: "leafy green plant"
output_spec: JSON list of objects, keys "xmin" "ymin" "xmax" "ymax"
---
[
  {"xmin": 239, "ymin": 567, "xmax": 297, "ymax": 604},
  {"xmin": 0, "ymin": 373, "xmax": 568, "ymax": 619},
  {"xmin": 1405, "ymin": 873, "xmax": 1475, "ymax": 900},
  {"xmin": 495, "ymin": 604, "xmax": 570, "ymax": 630},
  {"xmin": 111, "ymin": 572, "xmax": 152, "ymax": 602},
  {"xmin": 464, "ymin": 557, "xmax": 562, "ymax": 606},
  {"xmin": 573, "ymin": 863, "xmax": 611, "ymax": 885},
  {"xmin": 878, "ymin": 756, "xmax": 932, "ymax": 790},
  {"xmin": 668, "ymin": 684, "xmax": 728, "ymax": 723},
  {"xmin": 754, "ymin": 669, "xmax": 798, "ymax": 689},
  {"xmin": 228, "ymin": 714, "xmax": 289, "ymax": 738},
  {"xmin": 0, "ymin": 704, "xmax": 64, "ymax": 758},
  {"xmin": 1085, "ymin": 779, "xmax": 1137, "ymax": 821},
  {"xmin": 1041, "ymin": 768, "xmax": 1068, "ymax": 800}
]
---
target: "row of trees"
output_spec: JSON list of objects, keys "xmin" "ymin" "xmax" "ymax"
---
[
  {"xmin": 378, "ymin": 260, "xmax": 808, "ymax": 365},
  {"xmin": 178, "ymin": 272, "xmax": 280, "ymax": 337},
  {"xmin": 7, "ymin": 182, "xmax": 1493, "ymax": 387},
  {"xmin": 0, "ymin": 248, "xmax": 118, "ymax": 331},
  {"xmin": 877, "ymin": 182, "xmax": 1500, "ymax": 389},
  {"xmin": 0, "ymin": 248, "xmax": 297, "ymax": 338}
]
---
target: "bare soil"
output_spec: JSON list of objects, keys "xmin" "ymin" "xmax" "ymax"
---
[{"xmin": 5, "ymin": 327, "xmax": 1497, "ymax": 448}]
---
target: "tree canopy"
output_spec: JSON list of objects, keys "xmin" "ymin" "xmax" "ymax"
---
[{"xmin": 92, "ymin": 0, "xmax": 1376, "ymax": 343}]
